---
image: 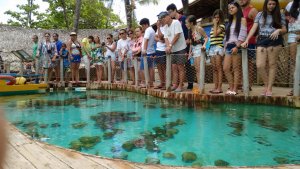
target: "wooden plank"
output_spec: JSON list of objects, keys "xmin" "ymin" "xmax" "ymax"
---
[
  {"xmin": 8, "ymin": 126, "xmax": 71, "ymax": 169},
  {"xmin": 86, "ymin": 156, "xmax": 141, "ymax": 169},
  {"xmin": 36, "ymin": 142, "xmax": 108, "ymax": 169},
  {"xmin": 4, "ymin": 143, "xmax": 36, "ymax": 169}
]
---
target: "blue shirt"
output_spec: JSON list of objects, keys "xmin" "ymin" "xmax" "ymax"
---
[
  {"xmin": 178, "ymin": 15, "xmax": 188, "ymax": 40},
  {"xmin": 55, "ymin": 40, "xmax": 63, "ymax": 55}
]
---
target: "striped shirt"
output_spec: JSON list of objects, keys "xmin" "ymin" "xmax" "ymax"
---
[{"xmin": 210, "ymin": 24, "xmax": 225, "ymax": 47}]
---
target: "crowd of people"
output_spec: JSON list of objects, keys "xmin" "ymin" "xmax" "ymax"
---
[{"xmin": 29, "ymin": 0, "xmax": 299, "ymax": 96}]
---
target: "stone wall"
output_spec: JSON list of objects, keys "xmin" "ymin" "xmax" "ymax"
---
[{"xmin": 0, "ymin": 25, "xmax": 112, "ymax": 63}]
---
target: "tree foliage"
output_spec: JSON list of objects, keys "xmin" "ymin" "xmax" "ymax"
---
[{"xmin": 4, "ymin": 0, "xmax": 122, "ymax": 29}]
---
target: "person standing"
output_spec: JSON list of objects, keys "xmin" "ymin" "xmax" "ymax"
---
[
  {"xmin": 131, "ymin": 27, "xmax": 144, "ymax": 86},
  {"xmin": 67, "ymin": 32, "xmax": 82, "ymax": 84},
  {"xmin": 154, "ymin": 15, "xmax": 167, "ymax": 90},
  {"xmin": 127, "ymin": 29, "xmax": 135, "ymax": 84},
  {"xmin": 285, "ymin": 0, "xmax": 300, "ymax": 96},
  {"xmin": 242, "ymin": 0, "xmax": 287, "ymax": 96},
  {"xmin": 52, "ymin": 33, "xmax": 63, "ymax": 82},
  {"xmin": 117, "ymin": 29, "xmax": 130, "ymax": 83},
  {"xmin": 140, "ymin": 18, "xmax": 156, "ymax": 87},
  {"xmin": 167, "ymin": 3, "xmax": 194, "ymax": 90},
  {"xmin": 105, "ymin": 34, "xmax": 117, "ymax": 83},
  {"xmin": 208, "ymin": 10, "xmax": 226, "ymax": 94},
  {"xmin": 239, "ymin": 0, "xmax": 258, "ymax": 90},
  {"xmin": 31, "ymin": 35, "xmax": 39, "ymax": 75},
  {"xmin": 39, "ymin": 33, "xmax": 58, "ymax": 83},
  {"xmin": 186, "ymin": 15, "xmax": 208, "ymax": 89},
  {"xmin": 223, "ymin": 1, "xmax": 247, "ymax": 95},
  {"xmin": 161, "ymin": 11, "xmax": 187, "ymax": 92}
]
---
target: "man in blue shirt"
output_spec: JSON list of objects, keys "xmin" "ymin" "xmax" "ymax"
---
[
  {"xmin": 167, "ymin": 3, "xmax": 195, "ymax": 90},
  {"xmin": 52, "ymin": 33, "xmax": 63, "ymax": 82}
]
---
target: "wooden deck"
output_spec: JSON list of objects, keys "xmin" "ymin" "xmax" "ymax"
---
[{"xmin": 3, "ymin": 124, "xmax": 300, "ymax": 169}]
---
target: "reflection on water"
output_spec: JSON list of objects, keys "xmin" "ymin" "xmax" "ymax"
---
[{"xmin": 1, "ymin": 90, "xmax": 300, "ymax": 167}]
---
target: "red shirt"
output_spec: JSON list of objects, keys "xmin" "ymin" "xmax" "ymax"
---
[{"xmin": 243, "ymin": 6, "xmax": 256, "ymax": 45}]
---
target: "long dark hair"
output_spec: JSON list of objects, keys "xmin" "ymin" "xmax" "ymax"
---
[
  {"xmin": 262, "ymin": 0, "xmax": 282, "ymax": 28},
  {"xmin": 225, "ymin": 2, "xmax": 243, "ymax": 41},
  {"xmin": 213, "ymin": 9, "xmax": 225, "ymax": 25},
  {"xmin": 290, "ymin": 0, "xmax": 300, "ymax": 19}
]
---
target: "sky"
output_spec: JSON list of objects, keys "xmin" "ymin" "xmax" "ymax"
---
[{"xmin": 0, "ymin": 0, "xmax": 184, "ymax": 26}]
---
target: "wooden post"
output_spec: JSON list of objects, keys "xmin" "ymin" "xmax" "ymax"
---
[
  {"xmin": 166, "ymin": 54, "xmax": 172, "ymax": 90},
  {"xmin": 293, "ymin": 45, "xmax": 300, "ymax": 96},
  {"xmin": 108, "ymin": 58, "xmax": 112, "ymax": 84},
  {"xmin": 199, "ymin": 52, "xmax": 206, "ymax": 94},
  {"xmin": 60, "ymin": 57, "xmax": 64, "ymax": 86},
  {"xmin": 134, "ymin": 58, "xmax": 139, "ymax": 86},
  {"xmin": 242, "ymin": 48, "xmax": 249, "ymax": 96},
  {"xmin": 123, "ymin": 58, "xmax": 128, "ymax": 84},
  {"xmin": 143, "ymin": 56, "xmax": 150, "ymax": 88}
]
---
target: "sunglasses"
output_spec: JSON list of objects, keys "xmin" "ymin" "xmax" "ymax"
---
[
  {"xmin": 128, "ymin": 32, "xmax": 133, "ymax": 35},
  {"xmin": 119, "ymin": 32, "xmax": 125, "ymax": 35},
  {"xmin": 107, "ymin": 37, "xmax": 111, "ymax": 40},
  {"xmin": 45, "ymin": 36, "xmax": 50, "ymax": 37}
]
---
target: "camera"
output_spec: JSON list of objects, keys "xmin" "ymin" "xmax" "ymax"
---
[
  {"xmin": 47, "ymin": 50, "xmax": 52, "ymax": 54},
  {"xmin": 101, "ymin": 42, "xmax": 106, "ymax": 47}
]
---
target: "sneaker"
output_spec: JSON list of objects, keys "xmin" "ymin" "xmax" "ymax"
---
[{"xmin": 187, "ymin": 83, "xmax": 193, "ymax": 90}]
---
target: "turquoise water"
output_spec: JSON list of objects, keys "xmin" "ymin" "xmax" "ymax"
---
[{"xmin": 1, "ymin": 90, "xmax": 300, "ymax": 167}]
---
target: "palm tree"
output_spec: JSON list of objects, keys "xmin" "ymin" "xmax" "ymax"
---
[
  {"xmin": 73, "ymin": 0, "xmax": 82, "ymax": 33},
  {"xmin": 125, "ymin": 0, "xmax": 159, "ymax": 28}
]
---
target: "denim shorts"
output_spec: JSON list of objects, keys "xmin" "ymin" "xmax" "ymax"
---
[
  {"xmin": 225, "ymin": 43, "xmax": 241, "ymax": 55},
  {"xmin": 191, "ymin": 44, "xmax": 202, "ymax": 57},
  {"xmin": 247, "ymin": 44, "xmax": 256, "ymax": 59},
  {"xmin": 140, "ymin": 53, "xmax": 154, "ymax": 70},
  {"xmin": 208, "ymin": 45, "xmax": 224, "ymax": 57},
  {"xmin": 71, "ymin": 54, "xmax": 81, "ymax": 63}
]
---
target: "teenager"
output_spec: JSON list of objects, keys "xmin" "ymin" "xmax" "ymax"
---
[
  {"xmin": 105, "ymin": 34, "xmax": 117, "ymax": 83},
  {"xmin": 167, "ymin": 3, "xmax": 194, "ymax": 90},
  {"xmin": 285, "ymin": 0, "xmax": 300, "ymax": 96},
  {"xmin": 154, "ymin": 16, "xmax": 167, "ymax": 90},
  {"xmin": 242, "ymin": 0, "xmax": 287, "ymax": 96},
  {"xmin": 52, "ymin": 33, "xmax": 63, "ymax": 82},
  {"xmin": 224, "ymin": 1, "xmax": 247, "ymax": 95},
  {"xmin": 208, "ymin": 10, "xmax": 226, "ymax": 94},
  {"xmin": 239, "ymin": 0, "xmax": 258, "ymax": 90},
  {"xmin": 140, "ymin": 18, "xmax": 156, "ymax": 87},
  {"xmin": 186, "ymin": 15, "xmax": 208, "ymax": 88},
  {"xmin": 131, "ymin": 27, "xmax": 144, "ymax": 86}
]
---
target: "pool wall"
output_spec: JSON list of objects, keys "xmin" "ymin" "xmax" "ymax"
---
[{"xmin": 86, "ymin": 83, "xmax": 300, "ymax": 108}]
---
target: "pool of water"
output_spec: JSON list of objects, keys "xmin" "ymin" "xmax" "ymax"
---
[{"xmin": 1, "ymin": 90, "xmax": 300, "ymax": 167}]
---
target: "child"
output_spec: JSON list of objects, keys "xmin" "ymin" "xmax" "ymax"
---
[{"xmin": 60, "ymin": 43, "xmax": 70, "ymax": 82}]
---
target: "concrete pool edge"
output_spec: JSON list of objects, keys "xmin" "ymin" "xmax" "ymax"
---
[
  {"xmin": 86, "ymin": 83, "xmax": 300, "ymax": 108},
  {"xmin": 6, "ymin": 123, "xmax": 300, "ymax": 169}
]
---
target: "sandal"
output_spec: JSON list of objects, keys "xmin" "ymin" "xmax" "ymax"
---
[
  {"xmin": 265, "ymin": 92, "xmax": 272, "ymax": 97},
  {"xmin": 210, "ymin": 90, "xmax": 223, "ymax": 94},
  {"xmin": 225, "ymin": 90, "xmax": 232, "ymax": 95}
]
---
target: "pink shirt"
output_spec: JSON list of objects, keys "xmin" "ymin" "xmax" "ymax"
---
[{"xmin": 131, "ymin": 36, "xmax": 143, "ymax": 55}]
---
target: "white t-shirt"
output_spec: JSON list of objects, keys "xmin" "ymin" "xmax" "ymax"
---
[
  {"xmin": 105, "ymin": 42, "xmax": 116, "ymax": 60},
  {"xmin": 156, "ymin": 26, "xmax": 166, "ymax": 51},
  {"xmin": 141, "ymin": 26, "xmax": 156, "ymax": 54},
  {"xmin": 117, "ymin": 39, "xmax": 130, "ymax": 61},
  {"xmin": 286, "ymin": 2, "xmax": 300, "ymax": 33},
  {"xmin": 164, "ymin": 20, "xmax": 187, "ymax": 52}
]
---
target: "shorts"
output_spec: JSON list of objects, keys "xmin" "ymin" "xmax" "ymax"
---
[
  {"xmin": 120, "ymin": 58, "xmax": 133, "ymax": 70},
  {"xmin": 208, "ymin": 45, "xmax": 224, "ymax": 57},
  {"xmin": 171, "ymin": 49, "xmax": 187, "ymax": 64},
  {"xmin": 82, "ymin": 55, "xmax": 90, "ymax": 69},
  {"xmin": 49, "ymin": 59, "xmax": 59, "ymax": 69},
  {"xmin": 191, "ymin": 44, "xmax": 202, "ymax": 57},
  {"xmin": 140, "ymin": 53, "xmax": 154, "ymax": 70},
  {"xmin": 155, "ymin": 50, "xmax": 166, "ymax": 65},
  {"xmin": 288, "ymin": 33, "xmax": 297, "ymax": 43},
  {"xmin": 225, "ymin": 43, "xmax": 241, "ymax": 55},
  {"xmin": 247, "ymin": 44, "xmax": 256, "ymax": 59},
  {"xmin": 71, "ymin": 54, "xmax": 81, "ymax": 63}
]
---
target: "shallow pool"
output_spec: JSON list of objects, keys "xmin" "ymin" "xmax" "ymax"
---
[{"xmin": 1, "ymin": 90, "xmax": 300, "ymax": 167}]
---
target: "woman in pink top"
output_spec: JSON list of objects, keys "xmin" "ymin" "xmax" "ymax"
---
[
  {"xmin": 224, "ymin": 1, "xmax": 247, "ymax": 95},
  {"xmin": 131, "ymin": 27, "xmax": 144, "ymax": 86}
]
